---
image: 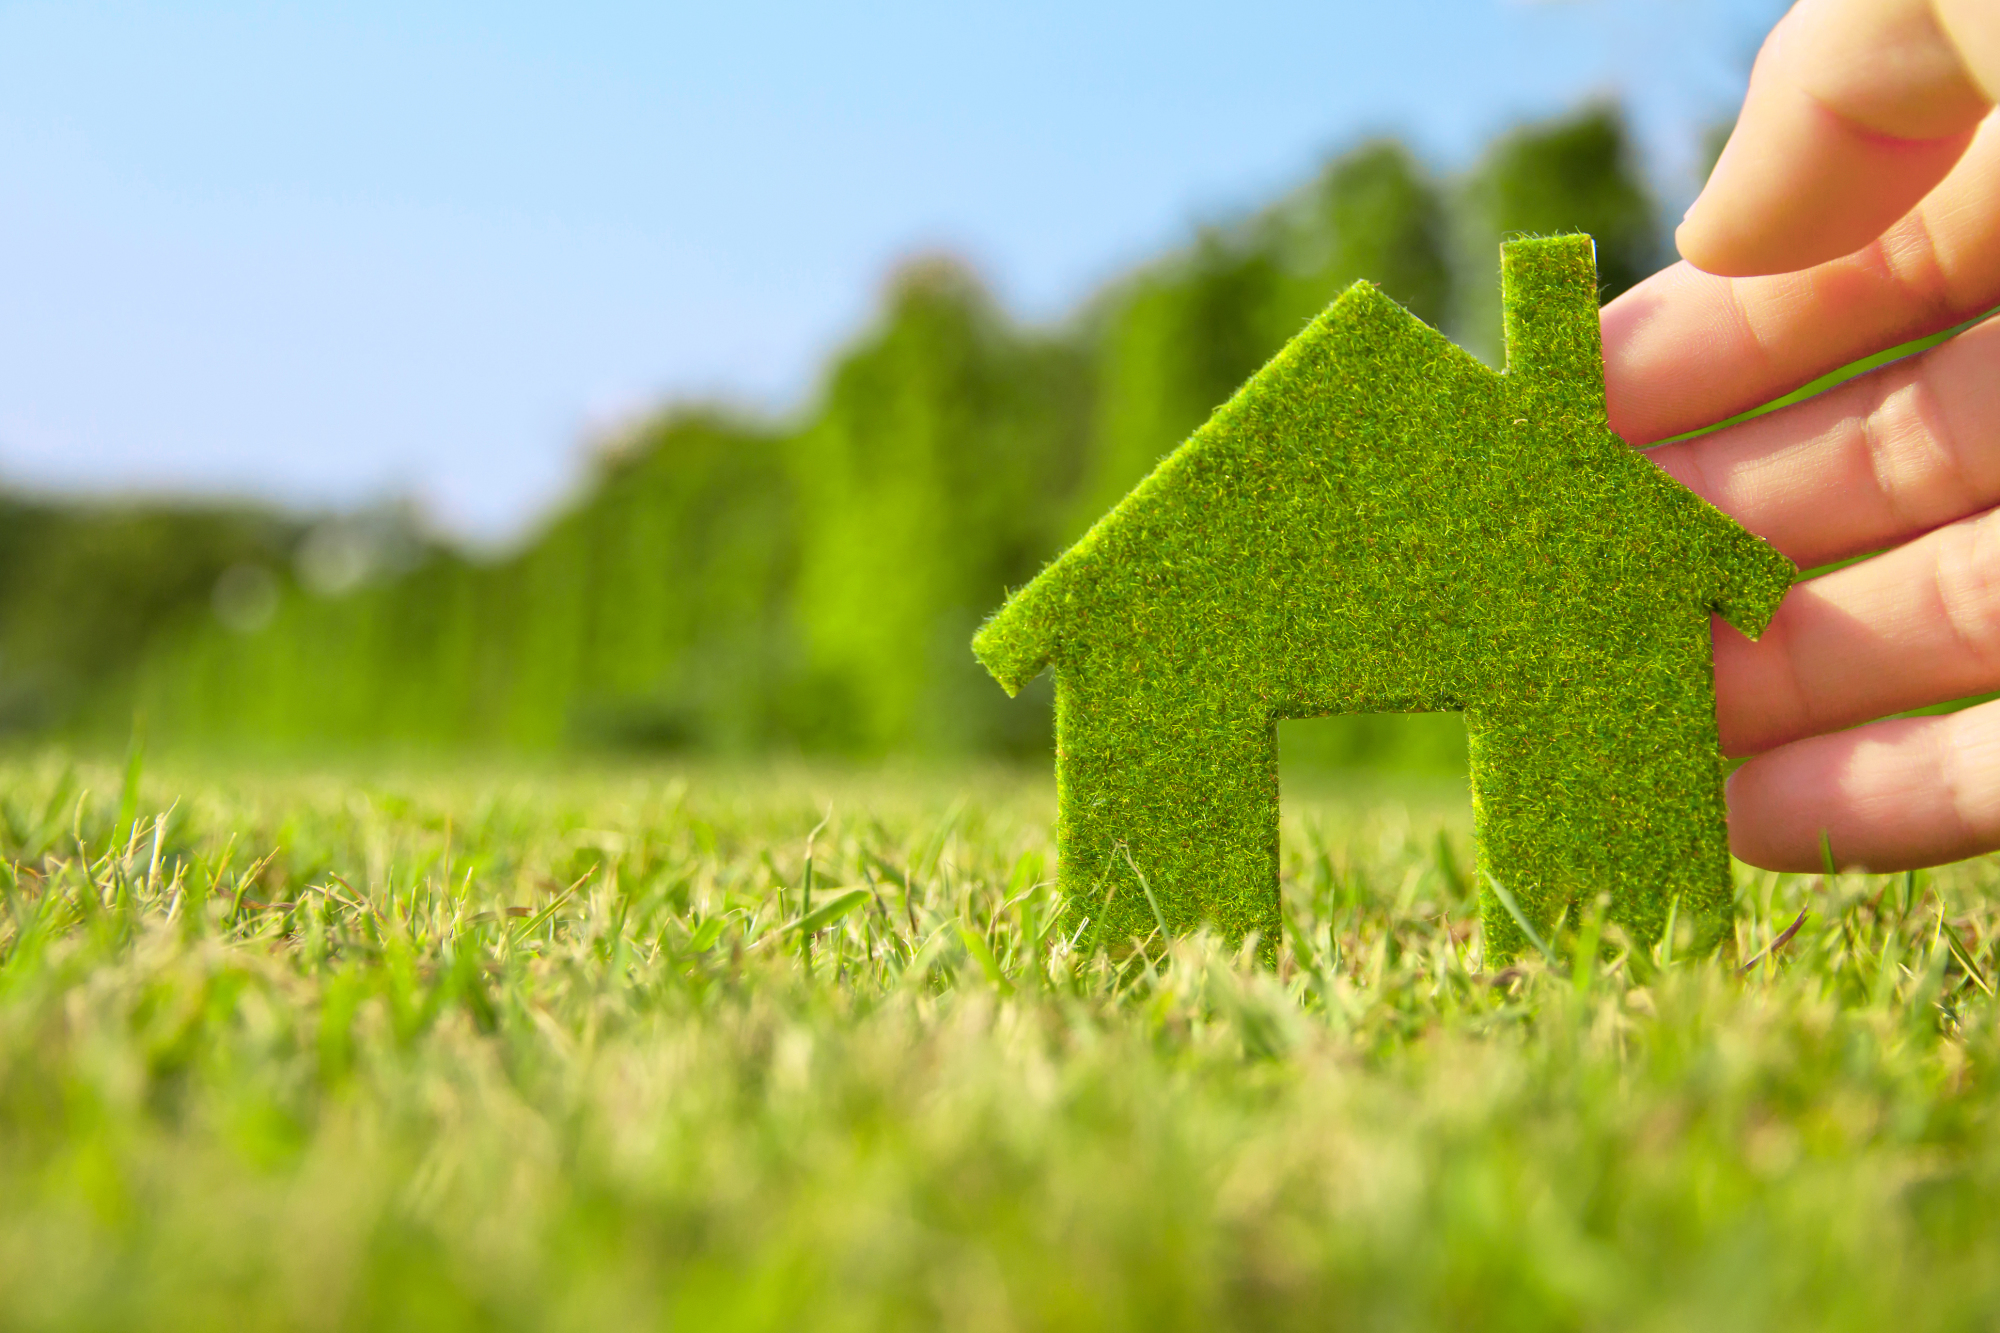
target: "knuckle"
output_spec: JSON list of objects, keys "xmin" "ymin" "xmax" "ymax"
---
[
  {"xmin": 1872, "ymin": 381, "xmax": 1951, "ymax": 498},
  {"xmin": 1856, "ymin": 362, "xmax": 1975, "ymax": 533},
  {"xmin": 1878, "ymin": 214, "xmax": 1956, "ymax": 321},
  {"xmin": 1931, "ymin": 512, "xmax": 2000, "ymax": 665}
]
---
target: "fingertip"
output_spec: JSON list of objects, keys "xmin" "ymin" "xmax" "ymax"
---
[
  {"xmin": 1680, "ymin": 0, "xmax": 1990, "ymax": 278},
  {"xmin": 1724, "ymin": 753, "xmax": 1799, "ymax": 871},
  {"xmin": 1725, "ymin": 721, "xmax": 1889, "ymax": 872},
  {"xmin": 1727, "ymin": 706, "xmax": 2000, "ymax": 873},
  {"xmin": 1676, "ymin": 94, "xmax": 1973, "ymax": 277}
]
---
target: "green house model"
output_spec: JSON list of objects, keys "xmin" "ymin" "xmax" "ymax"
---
[{"xmin": 973, "ymin": 235, "xmax": 1795, "ymax": 960}]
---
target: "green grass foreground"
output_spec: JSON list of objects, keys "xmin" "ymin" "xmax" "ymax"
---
[{"xmin": 2, "ymin": 753, "xmax": 1999, "ymax": 1330}]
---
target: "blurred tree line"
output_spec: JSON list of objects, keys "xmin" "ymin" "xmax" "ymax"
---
[{"xmin": 7, "ymin": 105, "xmax": 1661, "ymax": 763}]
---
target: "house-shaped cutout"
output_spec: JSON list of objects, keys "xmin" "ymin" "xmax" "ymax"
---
[{"xmin": 974, "ymin": 235, "xmax": 1795, "ymax": 959}]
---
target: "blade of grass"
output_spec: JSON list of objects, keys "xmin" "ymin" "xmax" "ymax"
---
[{"xmin": 1485, "ymin": 872, "xmax": 1564, "ymax": 974}]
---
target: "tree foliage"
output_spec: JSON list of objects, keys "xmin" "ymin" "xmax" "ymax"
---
[{"xmin": 4, "ymin": 107, "xmax": 1665, "ymax": 763}]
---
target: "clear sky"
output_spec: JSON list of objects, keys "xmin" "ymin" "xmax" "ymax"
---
[{"xmin": 0, "ymin": 0, "xmax": 1783, "ymax": 540}]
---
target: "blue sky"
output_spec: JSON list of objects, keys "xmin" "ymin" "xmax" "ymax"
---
[{"xmin": 0, "ymin": 0, "xmax": 1782, "ymax": 539}]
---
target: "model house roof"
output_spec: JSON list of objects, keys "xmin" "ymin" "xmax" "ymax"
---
[{"xmin": 975, "ymin": 235, "xmax": 1792, "ymax": 702}]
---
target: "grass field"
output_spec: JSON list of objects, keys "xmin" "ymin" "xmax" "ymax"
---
[{"xmin": 3, "ymin": 750, "xmax": 2000, "ymax": 1330}]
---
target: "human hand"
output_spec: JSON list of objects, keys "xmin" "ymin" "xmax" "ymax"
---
[{"xmin": 1602, "ymin": 0, "xmax": 2000, "ymax": 872}]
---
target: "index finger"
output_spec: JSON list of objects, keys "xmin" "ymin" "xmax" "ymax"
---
[
  {"xmin": 1604, "ymin": 110, "xmax": 2000, "ymax": 447},
  {"xmin": 1678, "ymin": 0, "xmax": 1991, "ymax": 277}
]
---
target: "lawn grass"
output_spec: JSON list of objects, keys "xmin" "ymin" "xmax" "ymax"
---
[{"xmin": 2, "ymin": 749, "xmax": 1999, "ymax": 1329}]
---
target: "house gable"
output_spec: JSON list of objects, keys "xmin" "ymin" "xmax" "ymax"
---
[{"xmin": 974, "ymin": 278, "xmax": 1497, "ymax": 701}]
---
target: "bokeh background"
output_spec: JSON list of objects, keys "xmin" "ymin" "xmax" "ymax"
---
[{"xmin": 0, "ymin": 0, "xmax": 1784, "ymax": 766}]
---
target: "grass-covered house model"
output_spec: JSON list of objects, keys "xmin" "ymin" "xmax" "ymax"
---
[{"xmin": 973, "ymin": 235, "xmax": 1795, "ymax": 960}]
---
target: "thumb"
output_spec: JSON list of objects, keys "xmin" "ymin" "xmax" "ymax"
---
[{"xmin": 1679, "ymin": 0, "xmax": 1996, "ymax": 278}]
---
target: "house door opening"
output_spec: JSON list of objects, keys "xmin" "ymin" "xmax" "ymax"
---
[{"xmin": 1278, "ymin": 712, "xmax": 1475, "ymax": 921}]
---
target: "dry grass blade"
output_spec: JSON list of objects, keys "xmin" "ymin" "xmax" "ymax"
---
[{"xmin": 1738, "ymin": 907, "xmax": 1810, "ymax": 974}]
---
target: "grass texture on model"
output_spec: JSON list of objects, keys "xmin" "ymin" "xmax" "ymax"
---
[
  {"xmin": 976, "ymin": 234, "xmax": 1796, "ymax": 959},
  {"xmin": 1, "ymin": 754, "xmax": 1997, "ymax": 1328}
]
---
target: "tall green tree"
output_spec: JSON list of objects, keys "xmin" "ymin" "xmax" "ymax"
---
[
  {"xmin": 131, "ymin": 413, "xmax": 794, "ymax": 751},
  {"xmin": 1266, "ymin": 138, "xmax": 1454, "ymax": 334},
  {"xmin": 788, "ymin": 258, "xmax": 1087, "ymax": 754},
  {"xmin": 0, "ymin": 499, "xmax": 304, "ymax": 734},
  {"xmin": 551, "ymin": 411, "xmax": 797, "ymax": 751}
]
